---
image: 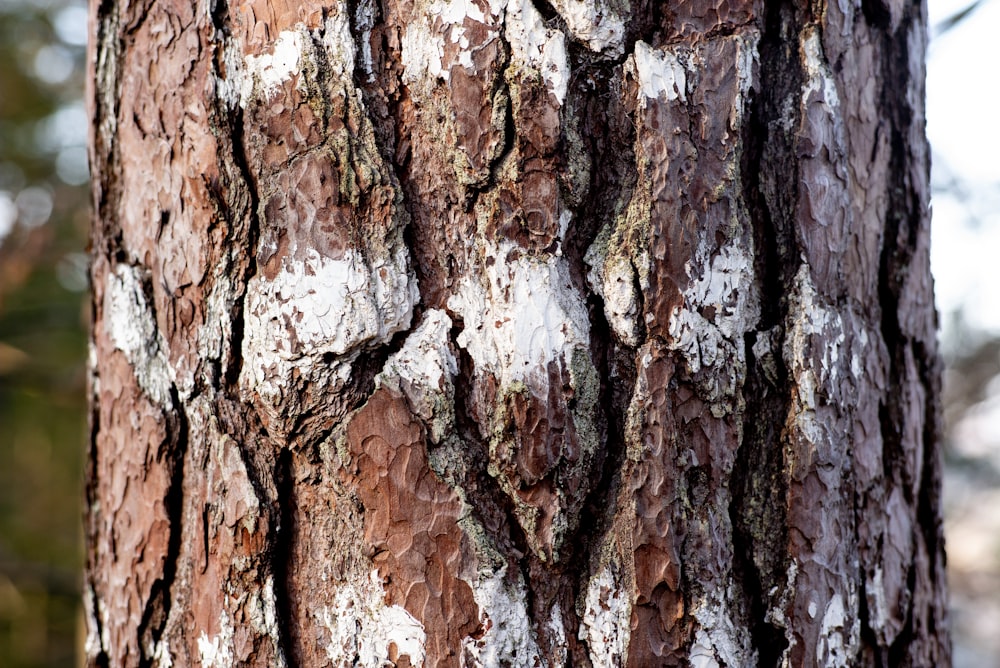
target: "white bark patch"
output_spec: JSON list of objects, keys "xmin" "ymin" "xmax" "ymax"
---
[
  {"xmin": 318, "ymin": 11, "xmax": 358, "ymax": 80},
  {"xmin": 547, "ymin": 603, "xmax": 568, "ymax": 666},
  {"xmin": 461, "ymin": 566, "xmax": 544, "ymax": 667},
  {"xmin": 632, "ymin": 41, "xmax": 686, "ymax": 104},
  {"xmin": 868, "ymin": 566, "xmax": 888, "ymax": 636},
  {"xmin": 690, "ymin": 584, "xmax": 752, "ymax": 668},
  {"xmin": 548, "ymin": 0, "xmax": 624, "ymax": 55},
  {"xmin": 215, "ymin": 37, "xmax": 245, "ymax": 109},
  {"xmin": 87, "ymin": 339, "xmax": 100, "ymax": 394},
  {"xmin": 401, "ymin": 18, "xmax": 446, "ymax": 84},
  {"xmin": 783, "ymin": 263, "xmax": 847, "ymax": 442},
  {"xmin": 104, "ymin": 263, "xmax": 173, "ymax": 407},
  {"xmin": 241, "ymin": 246, "xmax": 418, "ymax": 414},
  {"xmin": 729, "ymin": 32, "xmax": 760, "ymax": 142},
  {"xmin": 248, "ymin": 576, "xmax": 285, "ymax": 667},
  {"xmin": 239, "ymin": 30, "xmax": 304, "ymax": 108},
  {"xmin": 851, "ymin": 327, "xmax": 866, "ymax": 379},
  {"xmin": 236, "ymin": 13, "xmax": 355, "ymax": 109},
  {"xmin": 150, "ymin": 640, "xmax": 173, "ymax": 668},
  {"xmin": 677, "ymin": 241, "xmax": 756, "ymax": 340},
  {"xmin": 99, "ymin": 596, "xmax": 111, "ymax": 658},
  {"xmin": 448, "ymin": 239, "xmax": 590, "ymax": 393},
  {"xmin": 401, "ymin": 0, "xmax": 569, "ymax": 103},
  {"xmin": 579, "ymin": 565, "xmax": 631, "ymax": 666},
  {"xmin": 198, "ymin": 268, "xmax": 237, "ymax": 372},
  {"xmin": 197, "ymin": 610, "xmax": 235, "ymax": 668},
  {"xmin": 816, "ymin": 594, "xmax": 850, "ymax": 667},
  {"xmin": 377, "ymin": 309, "xmax": 458, "ymax": 443},
  {"xmin": 505, "ymin": 0, "xmax": 570, "ymax": 103},
  {"xmin": 318, "ymin": 571, "xmax": 426, "ymax": 667},
  {"xmin": 354, "ymin": 0, "xmax": 378, "ymax": 80},
  {"xmin": 401, "ymin": 0, "xmax": 498, "ymax": 87},
  {"xmin": 800, "ymin": 27, "xmax": 839, "ymax": 110},
  {"xmin": 83, "ymin": 585, "xmax": 103, "ymax": 661},
  {"xmin": 666, "ymin": 238, "xmax": 759, "ymax": 405},
  {"xmin": 689, "ymin": 640, "xmax": 721, "ymax": 668}
]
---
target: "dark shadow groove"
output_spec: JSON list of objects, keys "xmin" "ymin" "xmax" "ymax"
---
[
  {"xmin": 137, "ymin": 387, "xmax": 189, "ymax": 667},
  {"xmin": 271, "ymin": 447, "xmax": 299, "ymax": 668},
  {"xmin": 729, "ymin": 2, "xmax": 803, "ymax": 662}
]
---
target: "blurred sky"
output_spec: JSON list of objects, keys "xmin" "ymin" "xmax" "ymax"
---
[{"xmin": 928, "ymin": 0, "xmax": 1000, "ymax": 341}]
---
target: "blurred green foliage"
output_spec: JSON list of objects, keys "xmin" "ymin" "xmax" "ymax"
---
[{"xmin": 0, "ymin": 0, "xmax": 89, "ymax": 665}]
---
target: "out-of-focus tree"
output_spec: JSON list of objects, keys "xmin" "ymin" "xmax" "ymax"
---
[{"xmin": 0, "ymin": 0, "xmax": 90, "ymax": 665}]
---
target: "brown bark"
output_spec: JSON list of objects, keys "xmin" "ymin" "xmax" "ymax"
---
[{"xmin": 86, "ymin": 0, "xmax": 949, "ymax": 665}]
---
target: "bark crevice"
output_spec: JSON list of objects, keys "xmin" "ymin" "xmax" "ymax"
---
[
  {"xmin": 137, "ymin": 386, "xmax": 188, "ymax": 666},
  {"xmin": 271, "ymin": 447, "xmax": 299, "ymax": 668},
  {"xmin": 221, "ymin": 109, "xmax": 260, "ymax": 385},
  {"xmin": 207, "ymin": 0, "xmax": 260, "ymax": 394},
  {"xmin": 728, "ymin": 0, "xmax": 802, "ymax": 656},
  {"xmin": 84, "ymin": 382, "xmax": 111, "ymax": 666}
]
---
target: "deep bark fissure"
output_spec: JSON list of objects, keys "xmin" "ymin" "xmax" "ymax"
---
[
  {"xmin": 87, "ymin": 584, "xmax": 112, "ymax": 668},
  {"xmin": 84, "ymin": 384, "xmax": 111, "ymax": 666},
  {"xmin": 208, "ymin": 0, "xmax": 261, "ymax": 391},
  {"xmin": 875, "ymin": 6, "xmax": 946, "ymax": 662},
  {"xmin": 731, "ymin": 342, "xmax": 791, "ymax": 666},
  {"xmin": 224, "ymin": 126, "xmax": 260, "ymax": 396},
  {"xmin": 857, "ymin": 581, "xmax": 890, "ymax": 668},
  {"xmin": 214, "ymin": 397, "xmax": 296, "ymax": 664},
  {"xmin": 346, "ymin": 0, "xmax": 378, "ymax": 82},
  {"xmin": 271, "ymin": 447, "xmax": 299, "ymax": 668},
  {"xmin": 574, "ymin": 308, "xmax": 632, "ymax": 537},
  {"xmin": 887, "ymin": 558, "xmax": 919, "ymax": 664},
  {"xmin": 120, "ymin": 0, "xmax": 154, "ymax": 36},
  {"xmin": 311, "ymin": 323, "xmax": 415, "ymax": 437},
  {"xmin": 728, "ymin": 1, "xmax": 802, "ymax": 658},
  {"xmin": 462, "ymin": 57, "xmax": 515, "ymax": 213},
  {"xmin": 861, "ymin": 0, "xmax": 893, "ymax": 29},
  {"xmin": 137, "ymin": 387, "xmax": 188, "ymax": 666},
  {"xmin": 453, "ymin": 349, "xmax": 534, "ymax": 567},
  {"xmin": 915, "ymin": 338, "xmax": 945, "ymax": 568},
  {"xmin": 215, "ymin": 398, "xmax": 274, "ymax": 506},
  {"xmin": 875, "ymin": 16, "xmax": 917, "ymax": 501},
  {"xmin": 550, "ymin": 79, "xmax": 634, "ymax": 583},
  {"xmin": 90, "ymin": 0, "xmax": 127, "ymax": 262},
  {"xmin": 529, "ymin": 0, "xmax": 558, "ymax": 24},
  {"xmin": 756, "ymin": 2, "xmax": 808, "ymax": 283},
  {"xmin": 306, "ymin": 24, "xmax": 344, "ymax": 132}
]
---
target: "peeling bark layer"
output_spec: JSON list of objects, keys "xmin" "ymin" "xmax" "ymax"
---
[{"xmin": 86, "ymin": 0, "xmax": 948, "ymax": 665}]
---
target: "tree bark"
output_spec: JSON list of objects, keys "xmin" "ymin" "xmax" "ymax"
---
[{"xmin": 85, "ymin": 0, "xmax": 949, "ymax": 665}]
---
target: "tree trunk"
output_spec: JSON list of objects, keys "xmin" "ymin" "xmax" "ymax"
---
[{"xmin": 85, "ymin": 0, "xmax": 949, "ymax": 665}]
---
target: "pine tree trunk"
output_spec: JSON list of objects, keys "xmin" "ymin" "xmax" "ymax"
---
[{"xmin": 85, "ymin": 0, "xmax": 948, "ymax": 665}]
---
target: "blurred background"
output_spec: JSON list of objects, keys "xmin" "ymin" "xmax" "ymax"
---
[
  {"xmin": 0, "ymin": 0, "xmax": 89, "ymax": 665},
  {"xmin": 928, "ymin": 2, "xmax": 1000, "ymax": 666},
  {"xmin": 0, "ymin": 0, "xmax": 996, "ymax": 665}
]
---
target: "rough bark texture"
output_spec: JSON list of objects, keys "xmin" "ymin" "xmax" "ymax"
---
[{"xmin": 85, "ymin": 0, "xmax": 949, "ymax": 665}]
